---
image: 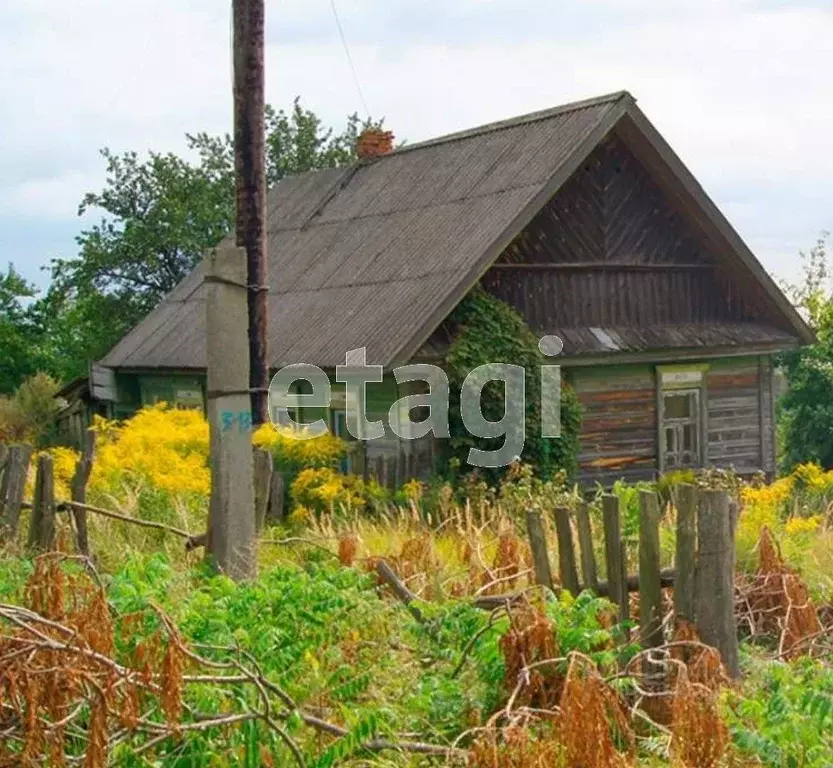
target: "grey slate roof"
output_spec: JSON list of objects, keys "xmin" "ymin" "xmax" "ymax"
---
[
  {"xmin": 556, "ymin": 323, "xmax": 799, "ymax": 357},
  {"xmin": 101, "ymin": 90, "xmax": 812, "ymax": 372},
  {"xmin": 102, "ymin": 92, "xmax": 631, "ymax": 370}
]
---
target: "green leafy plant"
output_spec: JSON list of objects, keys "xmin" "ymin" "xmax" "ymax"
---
[
  {"xmin": 443, "ymin": 287, "xmax": 582, "ymax": 483},
  {"xmin": 725, "ymin": 655, "xmax": 833, "ymax": 767}
]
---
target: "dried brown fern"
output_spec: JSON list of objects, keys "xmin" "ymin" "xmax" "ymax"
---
[
  {"xmin": 669, "ymin": 670, "xmax": 728, "ymax": 768},
  {"xmin": 745, "ymin": 527, "xmax": 822, "ymax": 657},
  {"xmin": 556, "ymin": 654, "xmax": 634, "ymax": 768}
]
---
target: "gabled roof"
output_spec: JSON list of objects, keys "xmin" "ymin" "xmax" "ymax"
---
[{"xmin": 101, "ymin": 91, "xmax": 812, "ymax": 372}]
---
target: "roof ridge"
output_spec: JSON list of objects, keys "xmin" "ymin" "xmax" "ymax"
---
[{"xmin": 387, "ymin": 90, "xmax": 633, "ymax": 155}]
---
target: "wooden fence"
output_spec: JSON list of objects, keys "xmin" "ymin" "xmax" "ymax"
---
[
  {"xmin": 524, "ymin": 487, "xmax": 740, "ymax": 677},
  {"xmin": 1, "ymin": 435, "xmax": 740, "ymax": 677},
  {"xmin": 0, "ymin": 432, "xmax": 286, "ymax": 556}
]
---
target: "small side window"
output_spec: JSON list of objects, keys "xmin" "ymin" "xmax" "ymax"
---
[{"xmin": 660, "ymin": 389, "xmax": 701, "ymax": 469}]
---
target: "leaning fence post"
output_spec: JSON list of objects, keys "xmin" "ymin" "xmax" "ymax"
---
[
  {"xmin": 696, "ymin": 489, "xmax": 740, "ymax": 678},
  {"xmin": 1, "ymin": 444, "xmax": 33, "ymax": 539},
  {"xmin": 70, "ymin": 429, "xmax": 97, "ymax": 556},
  {"xmin": 525, "ymin": 508, "xmax": 554, "ymax": 592},
  {"xmin": 553, "ymin": 506, "xmax": 580, "ymax": 595},
  {"xmin": 28, "ymin": 454, "xmax": 56, "ymax": 551},
  {"xmin": 266, "ymin": 471, "xmax": 285, "ymax": 523},
  {"xmin": 575, "ymin": 501, "xmax": 599, "ymax": 593},
  {"xmin": 0, "ymin": 444, "xmax": 8, "ymax": 485},
  {"xmin": 673, "ymin": 483, "xmax": 697, "ymax": 623},
  {"xmin": 253, "ymin": 448, "xmax": 273, "ymax": 534},
  {"xmin": 638, "ymin": 490, "xmax": 663, "ymax": 650},
  {"xmin": 602, "ymin": 494, "xmax": 627, "ymax": 623}
]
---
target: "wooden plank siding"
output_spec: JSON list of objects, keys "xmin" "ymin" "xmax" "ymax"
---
[
  {"xmin": 569, "ymin": 355, "xmax": 776, "ymax": 487},
  {"xmin": 482, "ymin": 134, "xmax": 767, "ymax": 332},
  {"xmin": 705, "ymin": 358, "xmax": 765, "ymax": 473},
  {"xmin": 569, "ymin": 365, "xmax": 658, "ymax": 486},
  {"xmin": 758, "ymin": 356, "xmax": 776, "ymax": 476}
]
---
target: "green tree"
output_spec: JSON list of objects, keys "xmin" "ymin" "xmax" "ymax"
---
[
  {"xmin": 778, "ymin": 234, "xmax": 833, "ymax": 471},
  {"xmin": 34, "ymin": 98, "xmax": 379, "ymax": 384},
  {"xmin": 0, "ymin": 265, "xmax": 44, "ymax": 393}
]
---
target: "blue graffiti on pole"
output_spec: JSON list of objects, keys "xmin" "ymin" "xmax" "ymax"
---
[{"xmin": 221, "ymin": 410, "xmax": 253, "ymax": 433}]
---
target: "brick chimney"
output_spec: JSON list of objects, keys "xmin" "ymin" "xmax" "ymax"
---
[{"xmin": 356, "ymin": 128, "xmax": 394, "ymax": 159}]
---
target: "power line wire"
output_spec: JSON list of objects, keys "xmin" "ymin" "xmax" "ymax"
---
[{"xmin": 329, "ymin": 0, "xmax": 371, "ymax": 118}]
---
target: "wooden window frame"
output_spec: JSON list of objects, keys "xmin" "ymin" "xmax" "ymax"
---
[{"xmin": 656, "ymin": 364, "xmax": 709, "ymax": 473}]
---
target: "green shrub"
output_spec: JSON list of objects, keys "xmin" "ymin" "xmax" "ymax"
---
[{"xmin": 443, "ymin": 288, "xmax": 581, "ymax": 483}]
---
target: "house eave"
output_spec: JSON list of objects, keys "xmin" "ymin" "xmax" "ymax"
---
[{"xmin": 559, "ymin": 340, "xmax": 800, "ymax": 368}]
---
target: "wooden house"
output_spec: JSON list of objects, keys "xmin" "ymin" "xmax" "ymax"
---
[{"xmin": 77, "ymin": 91, "xmax": 812, "ymax": 485}]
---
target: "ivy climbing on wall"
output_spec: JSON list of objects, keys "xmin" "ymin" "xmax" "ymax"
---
[{"xmin": 442, "ymin": 287, "xmax": 582, "ymax": 482}]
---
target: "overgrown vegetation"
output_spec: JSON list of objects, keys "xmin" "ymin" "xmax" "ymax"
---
[
  {"xmin": 0, "ymin": 372, "xmax": 62, "ymax": 445},
  {"xmin": 6, "ymin": 407, "xmax": 833, "ymax": 765},
  {"xmin": 779, "ymin": 233, "xmax": 833, "ymax": 471},
  {"xmin": 443, "ymin": 287, "xmax": 582, "ymax": 482}
]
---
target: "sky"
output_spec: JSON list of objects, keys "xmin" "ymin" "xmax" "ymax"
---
[{"xmin": 1, "ymin": 0, "xmax": 832, "ymax": 293}]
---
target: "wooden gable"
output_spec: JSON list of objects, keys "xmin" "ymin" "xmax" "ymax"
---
[{"xmin": 482, "ymin": 133, "xmax": 787, "ymax": 336}]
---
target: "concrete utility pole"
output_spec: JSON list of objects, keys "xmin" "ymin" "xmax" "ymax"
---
[
  {"xmin": 233, "ymin": 0, "xmax": 269, "ymax": 426},
  {"xmin": 205, "ymin": 245, "xmax": 256, "ymax": 581}
]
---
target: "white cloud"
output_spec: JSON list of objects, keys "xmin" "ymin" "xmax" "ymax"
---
[{"xmin": 1, "ymin": 172, "xmax": 101, "ymax": 218}]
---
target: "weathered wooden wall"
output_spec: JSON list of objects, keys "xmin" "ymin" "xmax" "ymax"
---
[
  {"xmin": 759, "ymin": 356, "xmax": 777, "ymax": 476},
  {"xmin": 569, "ymin": 356, "xmax": 776, "ymax": 486},
  {"xmin": 569, "ymin": 365, "xmax": 658, "ymax": 486},
  {"xmin": 481, "ymin": 133, "xmax": 775, "ymax": 332},
  {"xmin": 706, "ymin": 357, "xmax": 772, "ymax": 474}
]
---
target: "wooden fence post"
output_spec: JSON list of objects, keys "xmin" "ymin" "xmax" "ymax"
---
[
  {"xmin": 619, "ymin": 539, "xmax": 630, "ymax": 632},
  {"xmin": 70, "ymin": 429, "xmax": 96, "ymax": 556},
  {"xmin": 575, "ymin": 501, "xmax": 599, "ymax": 593},
  {"xmin": 0, "ymin": 444, "xmax": 8, "ymax": 484},
  {"xmin": 28, "ymin": 454, "xmax": 56, "ymax": 551},
  {"xmin": 673, "ymin": 483, "xmax": 697, "ymax": 623},
  {"xmin": 266, "ymin": 470, "xmax": 285, "ymax": 524},
  {"xmin": 253, "ymin": 448, "xmax": 273, "ymax": 534},
  {"xmin": 553, "ymin": 506, "xmax": 580, "ymax": 595},
  {"xmin": 638, "ymin": 490, "xmax": 663, "ymax": 650},
  {"xmin": 0, "ymin": 444, "xmax": 33, "ymax": 539},
  {"xmin": 696, "ymin": 489, "xmax": 740, "ymax": 678},
  {"xmin": 525, "ymin": 508, "xmax": 554, "ymax": 592},
  {"xmin": 602, "ymin": 494, "xmax": 627, "ymax": 624}
]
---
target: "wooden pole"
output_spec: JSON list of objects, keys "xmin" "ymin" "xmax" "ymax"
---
[
  {"xmin": 233, "ymin": 0, "xmax": 268, "ymax": 426},
  {"xmin": 525, "ymin": 509, "xmax": 554, "ymax": 592},
  {"xmin": 602, "ymin": 494, "xmax": 627, "ymax": 624},
  {"xmin": 0, "ymin": 444, "xmax": 33, "ymax": 539},
  {"xmin": 0, "ymin": 444, "xmax": 8, "ymax": 484},
  {"xmin": 638, "ymin": 490, "xmax": 663, "ymax": 649},
  {"xmin": 575, "ymin": 501, "xmax": 599, "ymax": 592},
  {"xmin": 253, "ymin": 448, "xmax": 273, "ymax": 534},
  {"xmin": 619, "ymin": 539, "xmax": 630, "ymax": 631},
  {"xmin": 69, "ymin": 429, "xmax": 96, "ymax": 556},
  {"xmin": 205, "ymin": 245, "xmax": 257, "ymax": 581},
  {"xmin": 266, "ymin": 471, "xmax": 285, "ymax": 523},
  {"xmin": 673, "ymin": 483, "xmax": 697, "ymax": 623},
  {"xmin": 553, "ymin": 506, "xmax": 580, "ymax": 595},
  {"xmin": 696, "ymin": 489, "xmax": 740, "ymax": 678},
  {"xmin": 28, "ymin": 454, "xmax": 56, "ymax": 551}
]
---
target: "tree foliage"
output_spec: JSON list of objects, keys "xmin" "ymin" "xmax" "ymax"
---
[
  {"xmin": 0, "ymin": 372, "xmax": 62, "ymax": 445},
  {"xmin": 0, "ymin": 265, "xmax": 41, "ymax": 394},
  {"xmin": 442, "ymin": 288, "xmax": 582, "ymax": 483},
  {"xmin": 1, "ymin": 99, "xmax": 378, "ymax": 392},
  {"xmin": 778, "ymin": 234, "xmax": 833, "ymax": 471}
]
